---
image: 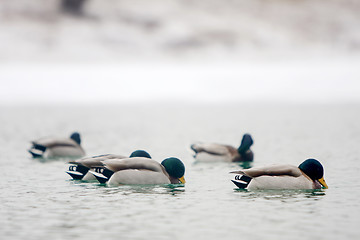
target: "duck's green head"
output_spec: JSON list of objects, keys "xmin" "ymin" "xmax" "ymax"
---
[
  {"xmin": 237, "ymin": 134, "xmax": 253, "ymax": 154},
  {"xmin": 70, "ymin": 132, "xmax": 81, "ymax": 145},
  {"xmin": 298, "ymin": 158, "xmax": 328, "ymax": 189},
  {"xmin": 161, "ymin": 157, "xmax": 185, "ymax": 184},
  {"xmin": 129, "ymin": 150, "xmax": 152, "ymax": 159}
]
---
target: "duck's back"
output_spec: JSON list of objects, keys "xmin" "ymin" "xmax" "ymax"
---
[
  {"xmin": 103, "ymin": 158, "xmax": 171, "ymax": 185},
  {"xmin": 33, "ymin": 137, "xmax": 75, "ymax": 147},
  {"xmin": 68, "ymin": 154, "xmax": 126, "ymax": 181},
  {"xmin": 74, "ymin": 154, "xmax": 126, "ymax": 168},
  {"xmin": 104, "ymin": 158, "xmax": 161, "ymax": 171},
  {"xmin": 192, "ymin": 143, "xmax": 236, "ymax": 162},
  {"xmin": 32, "ymin": 137, "xmax": 85, "ymax": 158}
]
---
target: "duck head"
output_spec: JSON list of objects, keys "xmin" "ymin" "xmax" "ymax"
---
[
  {"xmin": 129, "ymin": 150, "xmax": 152, "ymax": 159},
  {"xmin": 70, "ymin": 132, "xmax": 81, "ymax": 145},
  {"xmin": 237, "ymin": 134, "xmax": 253, "ymax": 155},
  {"xmin": 161, "ymin": 157, "xmax": 185, "ymax": 184},
  {"xmin": 298, "ymin": 158, "xmax": 328, "ymax": 189}
]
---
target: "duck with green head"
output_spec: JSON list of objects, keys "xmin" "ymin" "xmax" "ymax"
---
[
  {"xmin": 66, "ymin": 150, "xmax": 152, "ymax": 181},
  {"xmin": 191, "ymin": 134, "xmax": 254, "ymax": 162},
  {"xmin": 28, "ymin": 132, "xmax": 85, "ymax": 158},
  {"xmin": 230, "ymin": 158, "xmax": 328, "ymax": 190},
  {"xmin": 91, "ymin": 157, "xmax": 186, "ymax": 185}
]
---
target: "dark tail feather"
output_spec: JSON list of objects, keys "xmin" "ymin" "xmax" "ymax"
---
[
  {"xmin": 66, "ymin": 165, "xmax": 90, "ymax": 180},
  {"xmin": 29, "ymin": 143, "xmax": 47, "ymax": 158},
  {"xmin": 66, "ymin": 171, "xmax": 84, "ymax": 180},
  {"xmin": 231, "ymin": 175, "xmax": 252, "ymax": 189},
  {"xmin": 92, "ymin": 172, "xmax": 108, "ymax": 184},
  {"xmin": 28, "ymin": 149, "xmax": 43, "ymax": 158},
  {"xmin": 33, "ymin": 144, "xmax": 47, "ymax": 152},
  {"xmin": 91, "ymin": 167, "xmax": 114, "ymax": 184}
]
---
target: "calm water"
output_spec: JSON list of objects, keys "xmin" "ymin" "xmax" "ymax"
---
[{"xmin": 0, "ymin": 103, "xmax": 359, "ymax": 240}]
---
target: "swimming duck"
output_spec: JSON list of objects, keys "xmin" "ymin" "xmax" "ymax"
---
[
  {"xmin": 230, "ymin": 158, "xmax": 328, "ymax": 190},
  {"xmin": 90, "ymin": 157, "xmax": 186, "ymax": 185},
  {"xmin": 66, "ymin": 150, "xmax": 152, "ymax": 181},
  {"xmin": 191, "ymin": 134, "xmax": 254, "ymax": 162},
  {"xmin": 28, "ymin": 132, "xmax": 85, "ymax": 158}
]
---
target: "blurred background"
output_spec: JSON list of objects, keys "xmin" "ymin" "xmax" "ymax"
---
[{"xmin": 0, "ymin": 0, "xmax": 360, "ymax": 104}]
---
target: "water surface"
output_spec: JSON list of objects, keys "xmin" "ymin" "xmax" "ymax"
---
[{"xmin": 0, "ymin": 104, "xmax": 359, "ymax": 240}]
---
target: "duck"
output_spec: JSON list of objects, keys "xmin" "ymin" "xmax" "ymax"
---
[
  {"xmin": 191, "ymin": 134, "xmax": 254, "ymax": 162},
  {"xmin": 90, "ymin": 157, "xmax": 186, "ymax": 185},
  {"xmin": 28, "ymin": 132, "xmax": 85, "ymax": 158},
  {"xmin": 230, "ymin": 158, "xmax": 328, "ymax": 190},
  {"xmin": 66, "ymin": 150, "xmax": 152, "ymax": 181}
]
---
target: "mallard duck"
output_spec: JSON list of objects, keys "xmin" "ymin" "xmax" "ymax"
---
[
  {"xmin": 191, "ymin": 134, "xmax": 254, "ymax": 162},
  {"xmin": 66, "ymin": 150, "xmax": 152, "ymax": 181},
  {"xmin": 90, "ymin": 157, "xmax": 186, "ymax": 185},
  {"xmin": 230, "ymin": 158, "xmax": 328, "ymax": 190},
  {"xmin": 28, "ymin": 132, "xmax": 85, "ymax": 158}
]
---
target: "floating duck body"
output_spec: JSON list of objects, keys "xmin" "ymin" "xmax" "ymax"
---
[
  {"xmin": 29, "ymin": 132, "xmax": 85, "ymax": 158},
  {"xmin": 191, "ymin": 134, "xmax": 254, "ymax": 162},
  {"xmin": 91, "ymin": 157, "xmax": 185, "ymax": 185},
  {"xmin": 67, "ymin": 154, "xmax": 126, "ymax": 181},
  {"xmin": 66, "ymin": 150, "xmax": 152, "ymax": 181},
  {"xmin": 104, "ymin": 158, "xmax": 171, "ymax": 185},
  {"xmin": 231, "ymin": 159, "xmax": 328, "ymax": 190}
]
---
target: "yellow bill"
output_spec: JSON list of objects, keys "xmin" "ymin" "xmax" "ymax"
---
[
  {"xmin": 179, "ymin": 176, "xmax": 186, "ymax": 184},
  {"xmin": 318, "ymin": 177, "xmax": 328, "ymax": 189}
]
